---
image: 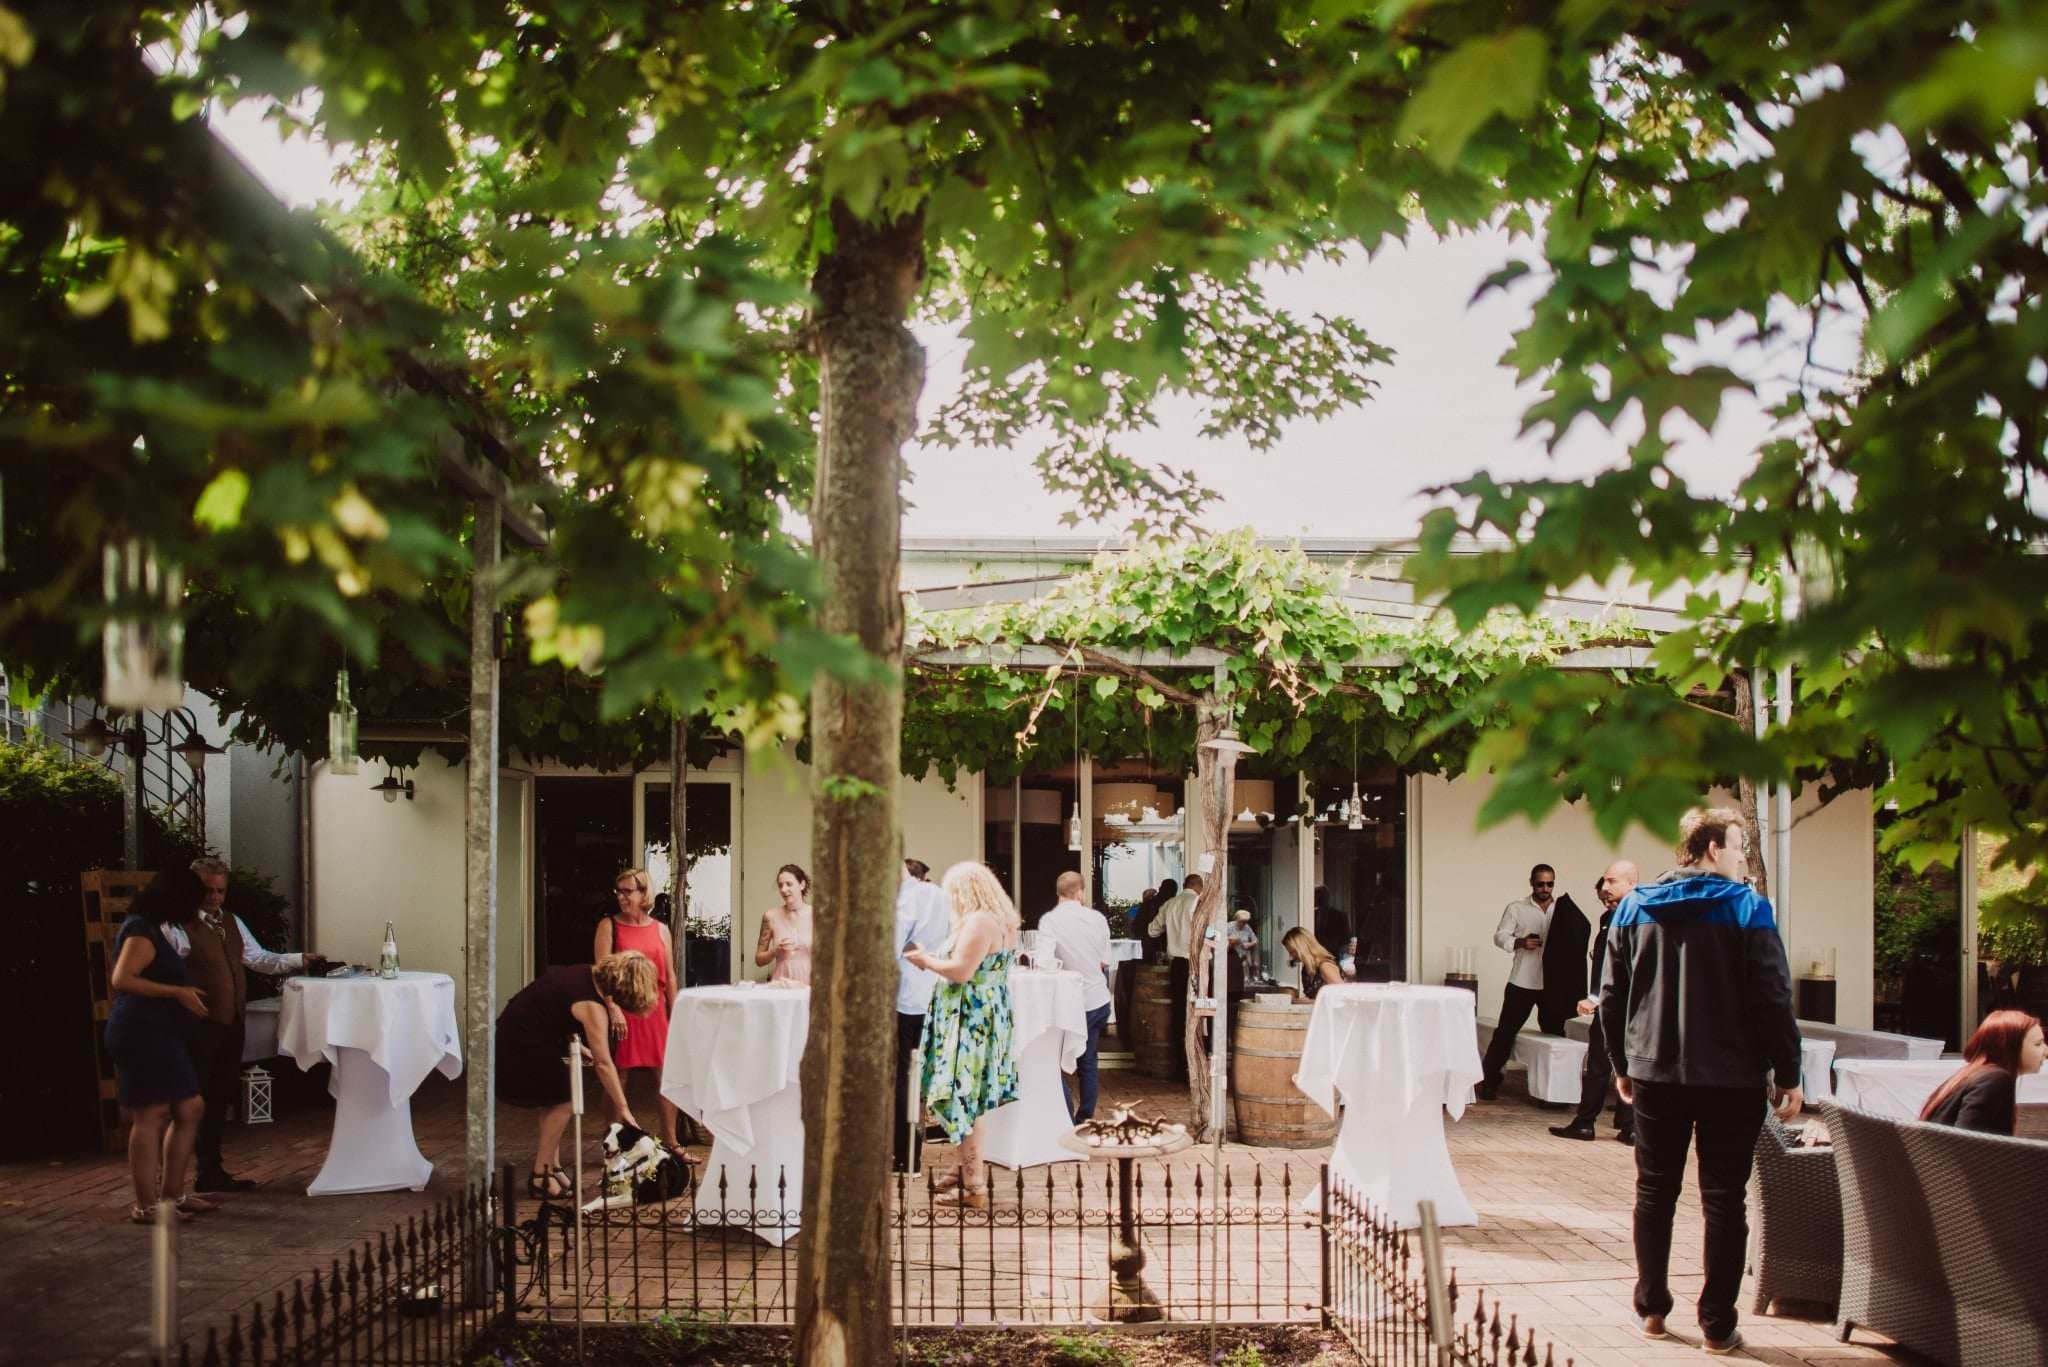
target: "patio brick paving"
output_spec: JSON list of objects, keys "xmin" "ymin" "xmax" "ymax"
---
[{"xmin": 0, "ymin": 1065, "xmax": 1905, "ymax": 1366}]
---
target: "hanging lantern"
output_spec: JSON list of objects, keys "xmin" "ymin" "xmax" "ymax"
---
[
  {"xmin": 1346, "ymin": 784, "xmax": 1365, "ymax": 831},
  {"xmin": 328, "ymin": 669, "xmax": 360, "ymax": 775},
  {"xmin": 1066, "ymin": 806, "xmax": 1084, "ymax": 852},
  {"xmin": 101, "ymin": 538, "xmax": 184, "ymax": 709}
]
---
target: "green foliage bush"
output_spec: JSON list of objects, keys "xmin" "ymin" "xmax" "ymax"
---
[
  {"xmin": 1046, "ymin": 1331, "xmax": 1132, "ymax": 1367},
  {"xmin": 1873, "ymin": 846, "xmax": 1958, "ymax": 979}
]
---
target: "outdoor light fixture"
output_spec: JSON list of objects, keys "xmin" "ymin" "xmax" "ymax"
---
[
  {"xmin": 1198, "ymin": 727, "xmax": 1257, "ymax": 756},
  {"xmin": 62, "ymin": 715, "xmax": 125, "ymax": 758},
  {"xmin": 101, "ymin": 537, "xmax": 186, "ymax": 710},
  {"xmin": 328, "ymin": 669, "xmax": 360, "ymax": 775},
  {"xmin": 1346, "ymin": 786, "xmax": 1365, "ymax": 830},
  {"xmin": 372, "ymin": 767, "xmax": 416, "ymax": 804},
  {"xmin": 171, "ymin": 732, "xmax": 226, "ymax": 772},
  {"xmin": 1067, "ymin": 676, "xmax": 1084, "ymax": 852}
]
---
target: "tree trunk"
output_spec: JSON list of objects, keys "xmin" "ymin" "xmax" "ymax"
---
[
  {"xmin": 670, "ymin": 717, "xmax": 689, "ymax": 983},
  {"xmin": 1731, "ymin": 670, "xmax": 1770, "ymax": 896},
  {"xmin": 1185, "ymin": 697, "xmax": 1235, "ymax": 1142},
  {"xmin": 794, "ymin": 203, "xmax": 924, "ymax": 1367}
]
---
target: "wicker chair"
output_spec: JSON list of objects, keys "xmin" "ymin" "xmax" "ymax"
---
[
  {"xmin": 1821, "ymin": 1101, "xmax": 2048, "ymax": 1366},
  {"xmin": 1747, "ymin": 1112, "xmax": 1842, "ymax": 1314}
]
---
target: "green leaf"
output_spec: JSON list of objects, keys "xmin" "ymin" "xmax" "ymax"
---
[
  {"xmin": 1093, "ymin": 674, "xmax": 1118, "ymax": 699},
  {"xmin": 193, "ymin": 469, "xmax": 251, "ymax": 530},
  {"xmin": 1398, "ymin": 28, "xmax": 1549, "ymax": 170}
]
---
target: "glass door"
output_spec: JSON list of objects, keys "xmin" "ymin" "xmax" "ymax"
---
[
  {"xmin": 533, "ymin": 776, "xmax": 634, "ymax": 972},
  {"xmin": 637, "ymin": 776, "xmax": 738, "ymax": 986}
]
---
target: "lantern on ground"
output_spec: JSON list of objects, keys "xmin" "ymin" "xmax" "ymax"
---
[{"xmin": 240, "ymin": 1064, "xmax": 274, "ymax": 1125}]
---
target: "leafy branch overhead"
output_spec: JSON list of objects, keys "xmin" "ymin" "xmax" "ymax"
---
[{"xmin": 904, "ymin": 531, "xmax": 1644, "ymax": 788}]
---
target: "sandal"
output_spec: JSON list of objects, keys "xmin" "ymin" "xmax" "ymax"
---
[
  {"xmin": 927, "ymin": 1169, "xmax": 965, "ymax": 1193},
  {"xmin": 526, "ymin": 1168, "xmax": 572, "ymax": 1200},
  {"xmin": 130, "ymin": 1203, "xmax": 195, "ymax": 1226},
  {"xmin": 172, "ymin": 1193, "xmax": 222, "ymax": 1215},
  {"xmin": 933, "ymin": 1184, "xmax": 988, "ymax": 1211}
]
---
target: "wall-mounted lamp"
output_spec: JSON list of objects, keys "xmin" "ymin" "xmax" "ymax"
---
[
  {"xmin": 170, "ymin": 733, "xmax": 226, "ymax": 772},
  {"xmin": 62, "ymin": 715, "xmax": 130, "ymax": 759},
  {"xmin": 372, "ymin": 767, "xmax": 416, "ymax": 804}
]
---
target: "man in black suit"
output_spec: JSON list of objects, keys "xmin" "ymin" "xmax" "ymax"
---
[{"xmin": 1551, "ymin": 860, "xmax": 1638, "ymax": 1143}]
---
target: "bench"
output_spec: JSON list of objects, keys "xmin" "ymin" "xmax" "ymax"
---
[
  {"xmin": 1475, "ymin": 1021, "xmax": 1585, "ymax": 1104},
  {"xmin": 1567, "ymin": 1015, "xmax": 1839, "ymax": 1100},
  {"xmin": 1796, "ymin": 1020, "xmax": 1943, "ymax": 1061}
]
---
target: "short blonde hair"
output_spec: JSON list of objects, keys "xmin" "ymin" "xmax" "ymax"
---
[
  {"xmin": 1677, "ymin": 807, "xmax": 1745, "ymax": 866},
  {"xmin": 614, "ymin": 867, "xmax": 654, "ymax": 911},
  {"xmin": 940, "ymin": 861, "xmax": 1022, "ymax": 934},
  {"xmin": 595, "ymin": 950, "xmax": 658, "ymax": 1015}
]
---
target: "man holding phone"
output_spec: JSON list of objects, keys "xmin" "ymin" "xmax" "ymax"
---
[{"xmin": 1476, "ymin": 862, "xmax": 1559, "ymax": 1101}]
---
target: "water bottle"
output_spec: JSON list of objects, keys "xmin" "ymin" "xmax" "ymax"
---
[{"xmin": 379, "ymin": 921, "xmax": 400, "ymax": 979}]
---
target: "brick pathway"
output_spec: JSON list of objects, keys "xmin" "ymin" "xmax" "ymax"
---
[{"xmin": 0, "ymin": 1068, "xmax": 1903, "ymax": 1366}]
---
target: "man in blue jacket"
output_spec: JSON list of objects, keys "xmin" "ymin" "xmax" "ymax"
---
[{"xmin": 1599, "ymin": 808, "xmax": 1803, "ymax": 1356}]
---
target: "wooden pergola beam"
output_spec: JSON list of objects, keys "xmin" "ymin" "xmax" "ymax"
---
[{"xmin": 910, "ymin": 643, "xmax": 1655, "ymax": 671}]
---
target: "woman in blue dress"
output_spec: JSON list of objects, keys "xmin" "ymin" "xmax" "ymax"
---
[
  {"xmin": 904, "ymin": 861, "xmax": 1020, "ymax": 1210},
  {"xmin": 106, "ymin": 867, "xmax": 215, "ymax": 1225}
]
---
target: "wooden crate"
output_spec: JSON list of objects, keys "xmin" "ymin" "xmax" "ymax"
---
[{"xmin": 80, "ymin": 869, "xmax": 156, "ymax": 1151}]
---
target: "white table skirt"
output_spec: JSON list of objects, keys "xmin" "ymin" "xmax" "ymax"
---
[
  {"xmin": 660, "ymin": 984, "xmax": 810, "ymax": 1246},
  {"xmin": 1801, "ymin": 1038, "xmax": 1837, "ymax": 1102},
  {"xmin": 1299, "ymin": 985, "xmax": 1482, "ymax": 1229},
  {"xmin": 277, "ymin": 973, "xmax": 462, "ymax": 1196},
  {"xmin": 983, "ymin": 969, "xmax": 1090, "ymax": 1170},
  {"xmin": 1828, "ymin": 1057, "xmax": 2048, "ymax": 1120},
  {"xmin": 1109, "ymin": 939, "xmax": 1146, "ymax": 964}
]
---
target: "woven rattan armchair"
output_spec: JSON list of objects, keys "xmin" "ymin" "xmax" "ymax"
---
[
  {"xmin": 1747, "ymin": 1112, "xmax": 1842, "ymax": 1314},
  {"xmin": 1822, "ymin": 1100, "xmax": 2048, "ymax": 1366}
]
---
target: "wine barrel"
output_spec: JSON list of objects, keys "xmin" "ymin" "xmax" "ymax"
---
[
  {"xmin": 1132, "ymin": 964, "xmax": 1182, "ymax": 1079},
  {"xmin": 1231, "ymin": 998, "xmax": 1337, "ymax": 1148}
]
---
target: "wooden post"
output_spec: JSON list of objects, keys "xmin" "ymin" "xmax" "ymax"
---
[
  {"xmin": 463, "ymin": 497, "xmax": 501, "ymax": 1194},
  {"xmin": 1185, "ymin": 689, "xmax": 1237, "ymax": 1143}
]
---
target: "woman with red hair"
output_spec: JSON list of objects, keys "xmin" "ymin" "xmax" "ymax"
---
[{"xmin": 1919, "ymin": 1009, "xmax": 2046, "ymax": 1135}]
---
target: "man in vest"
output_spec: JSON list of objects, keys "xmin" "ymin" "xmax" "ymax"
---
[{"xmin": 173, "ymin": 858, "xmax": 328, "ymax": 1192}]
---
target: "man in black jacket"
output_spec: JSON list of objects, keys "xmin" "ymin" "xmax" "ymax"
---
[
  {"xmin": 1600, "ymin": 809, "xmax": 1802, "ymax": 1355},
  {"xmin": 1550, "ymin": 859, "xmax": 1637, "ymax": 1144}
]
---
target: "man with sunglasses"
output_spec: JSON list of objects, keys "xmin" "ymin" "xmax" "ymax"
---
[{"xmin": 1476, "ymin": 862, "xmax": 1561, "ymax": 1101}]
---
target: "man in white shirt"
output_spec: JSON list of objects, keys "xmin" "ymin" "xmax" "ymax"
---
[
  {"xmin": 176, "ymin": 857, "xmax": 327, "ymax": 1191},
  {"xmin": 892, "ymin": 859, "xmax": 954, "ymax": 1171},
  {"xmin": 1477, "ymin": 862, "xmax": 1558, "ymax": 1101},
  {"xmin": 1040, "ymin": 871, "xmax": 1114, "ymax": 1120},
  {"xmin": 1144, "ymin": 873, "xmax": 1203, "ymax": 1079}
]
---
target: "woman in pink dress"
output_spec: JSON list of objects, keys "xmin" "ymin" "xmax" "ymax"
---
[
  {"xmin": 754, "ymin": 864, "xmax": 814, "ymax": 984},
  {"xmin": 595, "ymin": 868, "xmax": 682, "ymax": 1148}
]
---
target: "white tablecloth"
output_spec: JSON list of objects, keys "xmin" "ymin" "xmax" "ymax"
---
[
  {"xmin": 277, "ymin": 972, "xmax": 462, "ymax": 1196},
  {"xmin": 1109, "ymin": 939, "xmax": 1146, "ymax": 964},
  {"xmin": 1831, "ymin": 1057, "xmax": 2048, "ymax": 1120},
  {"xmin": 660, "ymin": 985, "xmax": 809, "ymax": 1245},
  {"xmin": 1800, "ymin": 1038, "xmax": 1837, "ymax": 1103},
  {"xmin": 983, "ymin": 968, "xmax": 1090, "ymax": 1170},
  {"xmin": 1298, "ymin": 984, "xmax": 1483, "ymax": 1228},
  {"xmin": 1474, "ymin": 1020, "xmax": 1585, "ymax": 1104},
  {"xmin": 242, "ymin": 997, "xmax": 281, "ymax": 1063}
]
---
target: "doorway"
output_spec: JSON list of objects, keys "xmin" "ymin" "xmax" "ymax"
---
[{"xmin": 534, "ymin": 776, "xmax": 634, "ymax": 972}]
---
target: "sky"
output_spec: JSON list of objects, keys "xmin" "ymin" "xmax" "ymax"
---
[{"xmin": 215, "ymin": 103, "xmax": 1782, "ymax": 546}]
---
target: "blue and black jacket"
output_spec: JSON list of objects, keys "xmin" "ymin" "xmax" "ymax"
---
[{"xmin": 1597, "ymin": 870, "xmax": 1802, "ymax": 1090}]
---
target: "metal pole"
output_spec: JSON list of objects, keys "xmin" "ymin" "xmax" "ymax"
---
[
  {"xmin": 1774, "ymin": 662, "xmax": 1793, "ymax": 951},
  {"xmin": 464, "ymin": 498, "xmax": 502, "ymax": 1196},
  {"xmin": 1960, "ymin": 823, "xmax": 1980, "ymax": 1039},
  {"xmin": 569, "ymin": 1036, "xmax": 586, "ymax": 1366},
  {"xmin": 149, "ymin": 1198, "xmax": 177, "ymax": 1364}
]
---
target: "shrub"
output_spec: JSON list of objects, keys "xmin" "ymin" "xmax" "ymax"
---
[{"xmin": 1047, "ymin": 1332, "xmax": 1132, "ymax": 1367}]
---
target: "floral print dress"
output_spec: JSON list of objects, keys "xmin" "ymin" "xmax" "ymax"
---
[{"xmin": 919, "ymin": 939, "xmax": 1019, "ymax": 1144}]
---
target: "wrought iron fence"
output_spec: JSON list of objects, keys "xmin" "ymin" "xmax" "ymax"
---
[
  {"xmin": 508, "ymin": 1157, "xmax": 1317, "ymax": 1326},
  {"xmin": 161, "ymin": 1175, "xmax": 500, "ymax": 1367},
  {"xmin": 1322, "ymin": 1172, "xmax": 1578, "ymax": 1367}
]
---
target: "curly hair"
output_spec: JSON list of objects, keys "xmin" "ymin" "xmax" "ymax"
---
[
  {"xmin": 594, "ymin": 951, "xmax": 659, "ymax": 1015},
  {"xmin": 939, "ymin": 861, "xmax": 1022, "ymax": 934}
]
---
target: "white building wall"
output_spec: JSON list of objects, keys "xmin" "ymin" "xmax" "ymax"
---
[
  {"xmin": 311, "ymin": 754, "xmax": 469, "ymax": 986},
  {"xmin": 1413, "ymin": 773, "xmax": 1877, "ymax": 1028}
]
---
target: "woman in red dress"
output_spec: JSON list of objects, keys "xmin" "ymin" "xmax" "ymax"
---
[{"xmin": 595, "ymin": 868, "xmax": 682, "ymax": 1148}]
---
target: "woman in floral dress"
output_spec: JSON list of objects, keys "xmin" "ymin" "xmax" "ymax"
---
[{"xmin": 904, "ymin": 861, "xmax": 1020, "ymax": 1209}]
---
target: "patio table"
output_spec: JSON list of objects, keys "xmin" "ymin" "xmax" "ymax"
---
[
  {"xmin": 982, "ymin": 967, "xmax": 1090, "ymax": 1169},
  {"xmin": 277, "ymin": 972, "xmax": 462, "ymax": 1196},
  {"xmin": 661, "ymin": 983, "xmax": 809, "ymax": 1245},
  {"xmin": 1833, "ymin": 1056, "xmax": 2048, "ymax": 1121},
  {"xmin": 1297, "ymin": 983, "xmax": 1482, "ymax": 1228}
]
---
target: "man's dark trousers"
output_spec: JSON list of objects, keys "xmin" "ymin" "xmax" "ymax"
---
[
  {"xmin": 187, "ymin": 1018, "xmax": 246, "ymax": 1181},
  {"xmin": 1629, "ymin": 1081, "xmax": 1766, "ymax": 1342},
  {"xmin": 1064, "ymin": 1002, "xmax": 1113, "ymax": 1121},
  {"xmin": 892, "ymin": 1011, "xmax": 925, "ymax": 1172},
  {"xmin": 1480, "ymin": 983, "xmax": 1545, "ymax": 1088},
  {"xmin": 1570, "ymin": 1012, "xmax": 1634, "ymax": 1133},
  {"xmin": 1167, "ymin": 955, "xmax": 1190, "ymax": 1080}
]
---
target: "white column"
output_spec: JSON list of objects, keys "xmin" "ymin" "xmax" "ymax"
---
[{"xmin": 1960, "ymin": 824, "xmax": 1979, "ymax": 1038}]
